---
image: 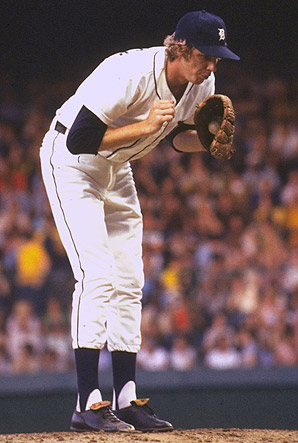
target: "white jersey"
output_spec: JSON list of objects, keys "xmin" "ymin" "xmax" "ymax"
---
[
  {"xmin": 56, "ymin": 46, "xmax": 215, "ymax": 162},
  {"xmin": 41, "ymin": 44, "xmax": 216, "ymax": 357}
]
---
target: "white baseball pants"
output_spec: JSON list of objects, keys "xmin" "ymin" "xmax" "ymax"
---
[{"xmin": 40, "ymin": 120, "xmax": 144, "ymax": 352}]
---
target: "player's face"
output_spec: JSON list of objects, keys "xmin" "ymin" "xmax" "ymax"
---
[{"xmin": 179, "ymin": 49, "xmax": 220, "ymax": 84}]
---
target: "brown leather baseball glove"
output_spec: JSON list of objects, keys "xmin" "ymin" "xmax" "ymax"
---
[{"xmin": 194, "ymin": 94, "xmax": 236, "ymax": 160}]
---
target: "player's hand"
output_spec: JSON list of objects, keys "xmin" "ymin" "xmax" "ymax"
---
[{"xmin": 144, "ymin": 100, "xmax": 175, "ymax": 135}]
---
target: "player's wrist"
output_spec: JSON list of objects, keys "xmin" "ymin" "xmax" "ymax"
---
[
  {"xmin": 138, "ymin": 120, "xmax": 158, "ymax": 137},
  {"xmin": 173, "ymin": 130, "xmax": 206, "ymax": 153}
]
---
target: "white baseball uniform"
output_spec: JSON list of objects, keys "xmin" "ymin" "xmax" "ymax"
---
[{"xmin": 40, "ymin": 46, "xmax": 215, "ymax": 352}]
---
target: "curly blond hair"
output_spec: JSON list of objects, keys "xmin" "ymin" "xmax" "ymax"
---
[{"xmin": 163, "ymin": 33, "xmax": 195, "ymax": 62}]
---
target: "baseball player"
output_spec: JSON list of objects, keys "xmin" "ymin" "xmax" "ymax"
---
[{"xmin": 40, "ymin": 10, "xmax": 239, "ymax": 432}]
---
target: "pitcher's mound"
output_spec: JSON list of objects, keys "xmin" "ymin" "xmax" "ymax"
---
[{"xmin": 1, "ymin": 429, "xmax": 298, "ymax": 443}]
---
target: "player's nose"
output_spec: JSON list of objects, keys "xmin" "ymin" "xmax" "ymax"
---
[{"xmin": 207, "ymin": 58, "xmax": 218, "ymax": 72}]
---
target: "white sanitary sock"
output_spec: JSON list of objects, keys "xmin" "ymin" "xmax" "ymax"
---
[
  {"xmin": 76, "ymin": 388, "xmax": 103, "ymax": 412},
  {"xmin": 113, "ymin": 380, "xmax": 137, "ymax": 410}
]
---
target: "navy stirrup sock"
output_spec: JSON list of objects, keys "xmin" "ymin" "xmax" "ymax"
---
[
  {"xmin": 112, "ymin": 351, "xmax": 137, "ymax": 409},
  {"xmin": 75, "ymin": 348, "xmax": 100, "ymax": 411}
]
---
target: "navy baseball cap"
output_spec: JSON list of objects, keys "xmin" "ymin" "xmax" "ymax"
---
[{"xmin": 175, "ymin": 10, "xmax": 240, "ymax": 60}]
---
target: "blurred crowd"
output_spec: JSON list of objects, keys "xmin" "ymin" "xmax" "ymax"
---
[{"xmin": 0, "ymin": 60, "xmax": 297, "ymax": 375}]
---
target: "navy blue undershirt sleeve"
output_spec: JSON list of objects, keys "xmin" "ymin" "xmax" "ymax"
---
[
  {"xmin": 66, "ymin": 106, "xmax": 108, "ymax": 155},
  {"xmin": 166, "ymin": 122, "xmax": 196, "ymax": 153}
]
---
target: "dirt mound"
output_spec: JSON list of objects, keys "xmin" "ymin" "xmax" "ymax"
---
[{"xmin": 1, "ymin": 429, "xmax": 298, "ymax": 442}]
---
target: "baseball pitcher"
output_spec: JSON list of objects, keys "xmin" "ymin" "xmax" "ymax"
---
[{"xmin": 40, "ymin": 10, "xmax": 239, "ymax": 432}]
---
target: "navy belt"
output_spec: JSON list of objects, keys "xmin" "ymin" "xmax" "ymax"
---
[{"xmin": 55, "ymin": 121, "xmax": 67, "ymax": 134}]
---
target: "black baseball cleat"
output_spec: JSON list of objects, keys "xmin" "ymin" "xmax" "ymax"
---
[
  {"xmin": 114, "ymin": 398, "xmax": 174, "ymax": 432},
  {"xmin": 70, "ymin": 401, "xmax": 135, "ymax": 432}
]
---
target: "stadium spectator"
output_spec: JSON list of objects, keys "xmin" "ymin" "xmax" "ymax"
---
[
  {"xmin": 169, "ymin": 335, "xmax": 197, "ymax": 371},
  {"xmin": 204, "ymin": 335, "xmax": 241, "ymax": 370},
  {"xmin": 137, "ymin": 337, "xmax": 170, "ymax": 371}
]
